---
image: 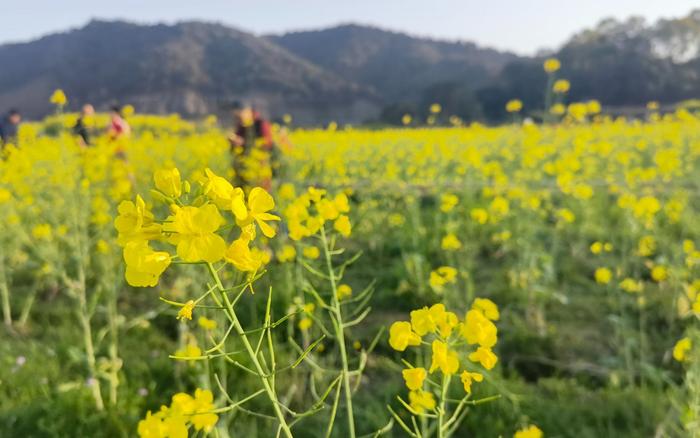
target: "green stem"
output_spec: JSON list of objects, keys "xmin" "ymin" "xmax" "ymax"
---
[
  {"xmin": 107, "ymin": 282, "xmax": 120, "ymax": 406},
  {"xmin": 77, "ymin": 278, "xmax": 104, "ymax": 411},
  {"xmin": 320, "ymin": 226, "xmax": 356, "ymax": 438},
  {"xmin": 18, "ymin": 289, "xmax": 36, "ymax": 327},
  {"xmin": 206, "ymin": 263, "xmax": 293, "ymax": 438},
  {"xmin": 438, "ymin": 374, "xmax": 451, "ymax": 438},
  {"xmin": 544, "ymin": 73, "xmax": 555, "ymax": 123},
  {"xmin": 0, "ymin": 256, "xmax": 11, "ymax": 326}
]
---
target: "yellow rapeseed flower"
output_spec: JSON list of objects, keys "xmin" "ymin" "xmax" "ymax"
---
[
  {"xmin": 389, "ymin": 321, "xmax": 421, "ymax": 351},
  {"xmin": 514, "ymin": 425, "xmax": 543, "ymax": 438},
  {"xmin": 673, "ymin": 337, "xmax": 691, "ymax": 362},
  {"xmin": 49, "ymin": 89, "xmax": 67, "ymax": 106},
  {"xmin": 460, "ymin": 370, "xmax": 483, "ymax": 394},
  {"xmin": 544, "ymin": 58, "xmax": 561, "ymax": 73},
  {"xmin": 123, "ymin": 241, "xmax": 171, "ymax": 287},
  {"xmin": 462, "ymin": 309, "xmax": 498, "ymax": 348},
  {"xmin": 154, "ymin": 168, "xmax": 182, "ymax": 198},
  {"xmin": 163, "ymin": 204, "xmax": 226, "ymax": 263},
  {"xmin": 506, "ymin": 99, "xmax": 523, "ymax": 113},
  {"xmin": 198, "ymin": 316, "xmax": 217, "ymax": 330},
  {"xmin": 468, "ymin": 346, "xmax": 498, "ymax": 370},
  {"xmin": 177, "ymin": 300, "xmax": 195, "ymax": 320},
  {"xmin": 553, "ymin": 79, "xmax": 570, "ymax": 93},
  {"xmin": 402, "ymin": 367, "xmax": 427, "ymax": 391},
  {"xmin": 429, "ymin": 340, "xmax": 459, "ymax": 375},
  {"xmin": 408, "ymin": 389, "xmax": 436, "ymax": 413},
  {"xmin": 336, "ymin": 284, "xmax": 353, "ymax": 300},
  {"xmin": 595, "ymin": 267, "xmax": 612, "ymax": 284}
]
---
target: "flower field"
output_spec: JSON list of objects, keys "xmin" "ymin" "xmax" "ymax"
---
[{"xmin": 1, "ymin": 103, "xmax": 700, "ymax": 437}]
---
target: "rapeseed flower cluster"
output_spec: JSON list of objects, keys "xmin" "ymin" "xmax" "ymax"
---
[
  {"xmin": 390, "ymin": 299, "xmax": 499, "ymax": 414},
  {"xmin": 137, "ymin": 388, "xmax": 218, "ymax": 437}
]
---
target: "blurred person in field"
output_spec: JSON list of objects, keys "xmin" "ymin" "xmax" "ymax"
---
[
  {"xmin": 73, "ymin": 104, "xmax": 95, "ymax": 146},
  {"xmin": 228, "ymin": 102, "xmax": 275, "ymax": 189},
  {"xmin": 0, "ymin": 109, "xmax": 22, "ymax": 147},
  {"xmin": 108, "ymin": 105, "xmax": 131, "ymax": 140},
  {"xmin": 108, "ymin": 105, "xmax": 132, "ymax": 163}
]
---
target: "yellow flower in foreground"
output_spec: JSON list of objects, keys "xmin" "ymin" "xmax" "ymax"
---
[
  {"xmin": 334, "ymin": 214, "xmax": 352, "ymax": 237},
  {"xmin": 469, "ymin": 346, "xmax": 498, "ymax": 370},
  {"xmin": 225, "ymin": 236, "xmax": 263, "ymax": 272},
  {"xmin": 441, "ymin": 233, "xmax": 462, "ymax": 250},
  {"xmin": 317, "ymin": 198, "xmax": 339, "ymax": 220},
  {"xmin": 96, "ymin": 239, "xmax": 111, "ymax": 254},
  {"xmin": 336, "ymin": 284, "xmax": 353, "ymax": 300},
  {"xmin": 594, "ymin": 267, "xmax": 612, "ymax": 285},
  {"xmin": 122, "ymin": 104, "xmax": 135, "ymax": 117},
  {"xmin": 198, "ymin": 316, "xmax": 217, "ymax": 330},
  {"xmin": 276, "ymin": 244, "xmax": 296, "ymax": 263},
  {"xmin": 402, "ymin": 114, "xmax": 412, "ymax": 125},
  {"xmin": 388, "ymin": 213, "xmax": 405, "ymax": 227},
  {"xmin": 334, "ymin": 193, "xmax": 350, "ymax": 213},
  {"xmin": 637, "ymin": 235, "xmax": 656, "ymax": 257},
  {"xmin": 50, "ymin": 89, "xmax": 67, "ymax": 106},
  {"xmin": 673, "ymin": 337, "xmax": 692, "ymax": 362},
  {"xmin": 174, "ymin": 343, "xmax": 202, "ymax": 359},
  {"xmin": 123, "ymin": 241, "xmax": 171, "ymax": 287},
  {"xmin": 472, "ymin": 298, "xmax": 500, "ymax": 321},
  {"xmin": 411, "ymin": 303, "xmax": 458, "ymax": 337},
  {"xmin": 190, "ymin": 389, "xmax": 219, "ymax": 432},
  {"xmin": 650, "ymin": 265, "xmax": 667, "ymax": 282},
  {"xmin": 389, "ymin": 321, "xmax": 421, "ymax": 351},
  {"xmin": 506, "ymin": 99, "xmax": 523, "ymax": 113},
  {"xmin": 402, "ymin": 367, "xmax": 427, "ymax": 391},
  {"xmin": 429, "ymin": 340, "xmax": 459, "ymax": 375},
  {"xmin": 619, "ymin": 278, "xmax": 643, "ymax": 293},
  {"xmin": 232, "ymin": 187, "xmax": 281, "ymax": 238},
  {"xmin": 114, "ymin": 195, "xmax": 162, "ymax": 246},
  {"xmin": 515, "ymin": 424, "xmax": 543, "ymax": 438},
  {"xmin": 408, "ymin": 389, "xmax": 436, "ymax": 413},
  {"xmin": 440, "ymin": 193, "xmax": 459, "ymax": 212},
  {"xmin": 278, "ymin": 183, "xmax": 296, "ymax": 201},
  {"xmin": 550, "ymin": 103, "xmax": 566, "ymax": 115},
  {"xmin": 553, "ymin": 79, "xmax": 570, "ymax": 93},
  {"xmin": 410, "ymin": 306, "xmax": 438, "ymax": 336},
  {"xmin": 556, "ymin": 208, "xmax": 575, "ymax": 224},
  {"xmin": 163, "ymin": 204, "xmax": 226, "ymax": 263},
  {"xmin": 429, "ymin": 266, "xmax": 458, "ymax": 292},
  {"xmin": 137, "ymin": 410, "xmax": 169, "ymax": 438},
  {"xmin": 471, "ymin": 208, "xmax": 489, "ymax": 224},
  {"xmin": 303, "ymin": 246, "xmax": 320, "ymax": 259},
  {"xmin": 544, "ymin": 57, "xmax": 561, "ymax": 73},
  {"xmin": 462, "ymin": 309, "xmax": 498, "ymax": 348},
  {"xmin": 587, "ymin": 100, "xmax": 602, "ymax": 114},
  {"xmin": 460, "ymin": 370, "xmax": 484, "ymax": 394},
  {"xmin": 203, "ymin": 168, "xmax": 235, "ymax": 209},
  {"xmin": 154, "ymin": 168, "xmax": 182, "ymax": 198},
  {"xmin": 32, "ymin": 224, "xmax": 53, "ymax": 240},
  {"xmin": 298, "ymin": 317, "xmax": 313, "ymax": 331},
  {"xmin": 177, "ymin": 300, "xmax": 195, "ymax": 320}
]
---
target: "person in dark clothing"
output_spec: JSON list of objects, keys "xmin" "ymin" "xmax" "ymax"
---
[
  {"xmin": 0, "ymin": 109, "xmax": 21, "ymax": 147},
  {"xmin": 228, "ymin": 102, "xmax": 274, "ymax": 151},
  {"xmin": 228, "ymin": 102, "xmax": 276, "ymax": 189},
  {"xmin": 73, "ymin": 104, "xmax": 95, "ymax": 146}
]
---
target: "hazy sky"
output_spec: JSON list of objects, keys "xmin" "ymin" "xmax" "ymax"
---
[{"xmin": 1, "ymin": 0, "xmax": 697, "ymax": 54}]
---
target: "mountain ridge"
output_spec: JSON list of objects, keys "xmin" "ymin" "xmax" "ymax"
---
[{"xmin": 0, "ymin": 12, "xmax": 699, "ymax": 124}]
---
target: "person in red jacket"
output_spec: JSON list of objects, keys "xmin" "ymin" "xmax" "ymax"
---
[{"xmin": 228, "ymin": 102, "xmax": 276, "ymax": 189}]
